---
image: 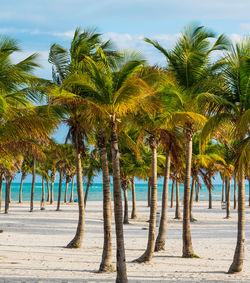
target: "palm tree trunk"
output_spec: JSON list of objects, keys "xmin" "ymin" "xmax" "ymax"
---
[
  {"xmin": 123, "ymin": 188, "xmax": 129, "ymax": 224},
  {"xmin": 46, "ymin": 179, "xmax": 50, "ymax": 202},
  {"xmin": 70, "ymin": 176, "xmax": 74, "ymax": 203},
  {"xmin": 147, "ymin": 177, "xmax": 151, "ymax": 207},
  {"xmin": 4, "ymin": 177, "xmax": 11, "ymax": 214},
  {"xmin": 208, "ymin": 186, "xmax": 212, "ymax": 209},
  {"xmin": 84, "ymin": 182, "xmax": 90, "ymax": 207},
  {"xmin": 234, "ymin": 177, "xmax": 237, "ymax": 210},
  {"xmin": 190, "ymin": 179, "xmax": 196, "ymax": 221},
  {"xmin": 0, "ymin": 173, "xmax": 4, "ymax": 212},
  {"xmin": 98, "ymin": 135, "xmax": 113, "ymax": 273},
  {"xmin": 64, "ymin": 181, "xmax": 69, "ymax": 203},
  {"xmin": 170, "ymin": 178, "xmax": 174, "ymax": 208},
  {"xmin": 30, "ymin": 158, "xmax": 36, "ymax": 212},
  {"xmin": 66, "ymin": 148, "xmax": 85, "ymax": 248},
  {"xmin": 175, "ymin": 180, "xmax": 181, "ymax": 219},
  {"xmin": 41, "ymin": 178, "xmax": 45, "ymax": 210},
  {"xmin": 19, "ymin": 173, "xmax": 25, "ymax": 203},
  {"xmin": 182, "ymin": 126, "xmax": 196, "ymax": 258},
  {"xmin": 155, "ymin": 154, "xmax": 171, "ymax": 251},
  {"xmin": 131, "ymin": 177, "xmax": 137, "ymax": 219},
  {"xmin": 226, "ymin": 177, "xmax": 231, "ymax": 219},
  {"xmin": 8, "ymin": 181, "xmax": 11, "ymax": 203},
  {"xmin": 56, "ymin": 171, "xmax": 63, "ymax": 211},
  {"xmin": 110, "ymin": 121, "xmax": 127, "ymax": 283},
  {"xmin": 50, "ymin": 181, "xmax": 54, "ymax": 204},
  {"xmin": 228, "ymin": 171, "xmax": 245, "ymax": 273},
  {"xmin": 222, "ymin": 178, "xmax": 225, "ymax": 202},
  {"xmin": 135, "ymin": 135, "xmax": 158, "ymax": 263},
  {"xmin": 195, "ymin": 182, "xmax": 199, "ymax": 202}
]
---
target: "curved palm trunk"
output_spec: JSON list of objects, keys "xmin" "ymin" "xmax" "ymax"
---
[
  {"xmin": 56, "ymin": 171, "xmax": 63, "ymax": 211},
  {"xmin": 123, "ymin": 187, "xmax": 129, "ymax": 224},
  {"xmin": 70, "ymin": 176, "xmax": 74, "ymax": 203},
  {"xmin": 110, "ymin": 123, "xmax": 127, "ymax": 283},
  {"xmin": 131, "ymin": 177, "xmax": 137, "ymax": 219},
  {"xmin": 170, "ymin": 178, "xmax": 174, "ymax": 208},
  {"xmin": 98, "ymin": 136, "xmax": 113, "ymax": 273},
  {"xmin": 135, "ymin": 135, "xmax": 158, "ymax": 263},
  {"xmin": 226, "ymin": 177, "xmax": 231, "ymax": 219},
  {"xmin": 84, "ymin": 182, "xmax": 90, "ymax": 207},
  {"xmin": 228, "ymin": 172, "xmax": 245, "ymax": 273},
  {"xmin": 182, "ymin": 126, "xmax": 196, "ymax": 258},
  {"xmin": 0, "ymin": 173, "xmax": 4, "ymax": 212},
  {"xmin": 195, "ymin": 182, "xmax": 199, "ymax": 202},
  {"xmin": 155, "ymin": 154, "xmax": 171, "ymax": 251},
  {"xmin": 190, "ymin": 179, "xmax": 196, "ymax": 221},
  {"xmin": 30, "ymin": 158, "xmax": 36, "ymax": 212},
  {"xmin": 175, "ymin": 180, "xmax": 181, "ymax": 219},
  {"xmin": 234, "ymin": 177, "xmax": 237, "ymax": 210},
  {"xmin": 222, "ymin": 178, "xmax": 225, "ymax": 202},
  {"xmin": 147, "ymin": 178, "xmax": 151, "ymax": 207},
  {"xmin": 46, "ymin": 179, "xmax": 50, "ymax": 202},
  {"xmin": 19, "ymin": 173, "xmax": 26, "ymax": 203},
  {"xmin": 67, "ymin": 149, "xmax": 85, "ymax": 248},
  {"xmin": 41, "ymin": 178, "xmax": 45, "ymax": 210},
  {"xmin": 4, "ymin": 176, "xmax": 11, "ymax": 214}
]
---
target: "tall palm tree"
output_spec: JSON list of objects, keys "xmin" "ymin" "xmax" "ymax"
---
[
  {"xmin": 48, "ymin": 28, "xmax": 119, "ymax": 250},
  {"xmin": 145, "ymin": 24, "xmax": 230, "ymax": 258},
  {"xmin": 53, "ymin": 47, "xmax": 163, "ymax": 281},
  {"xmin": 201, "ymin": 37, "xmax": 249, "ymax": 273}
]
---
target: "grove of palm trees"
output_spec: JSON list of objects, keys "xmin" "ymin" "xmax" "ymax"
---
[{"xmin": 0, "ymin": 24, "xmax": 249, "ymax": 282}]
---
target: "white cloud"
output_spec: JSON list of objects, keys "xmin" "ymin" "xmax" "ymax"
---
[
  {"xmin": 230, "ymin": 33, "xmax": 244, "ymax": 43},
  {"xmin": 48, "ymin": 30, "xmax": 75, "ymax": 38},
  {"xmin": 240, "ymin": 23, "xmax": 250, "ymax": 32}
]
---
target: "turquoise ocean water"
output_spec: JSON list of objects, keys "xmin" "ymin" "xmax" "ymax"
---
[{"xmin": 2, "ymin": 182, "xmax": 249, "ymax": 202}]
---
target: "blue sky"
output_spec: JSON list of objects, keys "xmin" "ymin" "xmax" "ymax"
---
[{"xmin": 2, "ymin": 0, "xmax": 249, "ymax": 182}]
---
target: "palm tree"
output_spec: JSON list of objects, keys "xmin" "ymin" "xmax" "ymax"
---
[
  {"xmin": 83, "ymin": 149, "xmax": 100, "ymax": 207},
  {"xmin": 18, "ymin": 159, "xmax": 32, "ymax": 203},
  {"xmin": 145, "ymin": 24, "xmax": 230, "ymax": 258},
  {"xmin": 201, "ymin": 37, "xmax": 249, "ymax": 273},
  {"xmin": 54, "ymin": 47, "xmax": 163, "ymax": 281},
  {"xmin": 48, "ymin": 28, "xmax": 119, "ymax": 250},
  {"xmin": 155, "ymin": 128, "xmax": 183, "ymax": 251}
]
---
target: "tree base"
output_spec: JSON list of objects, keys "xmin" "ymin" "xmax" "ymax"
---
[
  {"xmin": 154, "ymin": 241, "xmax": 165, "ymax": 252},
  {"xmin": 174, "ymin": 216, "xmax": 182, "ymax": 220},
  {"xmin": 66, "ymin": 240, "xmax": 81, "ymax": 249},
  {"xmin": 190, "ymin": 218, "xmax": 197, "ymax": 222},
  {"xmin": 131, "ymin": 215, "xmax": 137, "ymax": 219},
  {"xmin": 182, "ymin": 252, "xmax": 199, "ymax": 258},
  {"xmin": 123, "ymin": 220, "xmax": 129, "ymax": 224},
  {"xmin": 98, "ymin": 263, "xmax": 115, "ymax": 273},
  {"xmin": 133, "ymin": 252, "xmax": 152, "ymax": 263},
  {"xmin": 228, "ymin": 261, "xmax": 243, "ymax": 274}
]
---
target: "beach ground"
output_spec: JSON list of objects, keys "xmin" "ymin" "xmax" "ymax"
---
[{"xmin": 0, "ymin": 200, "xmax": 249, "ymax": 282}]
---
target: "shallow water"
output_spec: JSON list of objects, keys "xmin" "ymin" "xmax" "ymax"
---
[{"xmin": 2, "ymin": 181, "xmax": 249, "ymax": 202}]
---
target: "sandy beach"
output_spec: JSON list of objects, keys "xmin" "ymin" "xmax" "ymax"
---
[{"xmin": 0, "ymin": 201, "xmax": 249, "ymax": 282}]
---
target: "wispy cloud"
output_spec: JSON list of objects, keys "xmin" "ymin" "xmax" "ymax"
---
[{"xmin": 240, "ymin": 23, "xmax": 250, "ymax": 32}]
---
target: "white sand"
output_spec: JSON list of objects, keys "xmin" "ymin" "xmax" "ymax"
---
[{"xmin": 0, "ymin": 200, "xmax": 249, "ymax": 282}]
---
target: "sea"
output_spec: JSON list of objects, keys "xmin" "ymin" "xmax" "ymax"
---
[{"xmin": 1, "ymin": 182, "xmax": 249, "ymax": 202}]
